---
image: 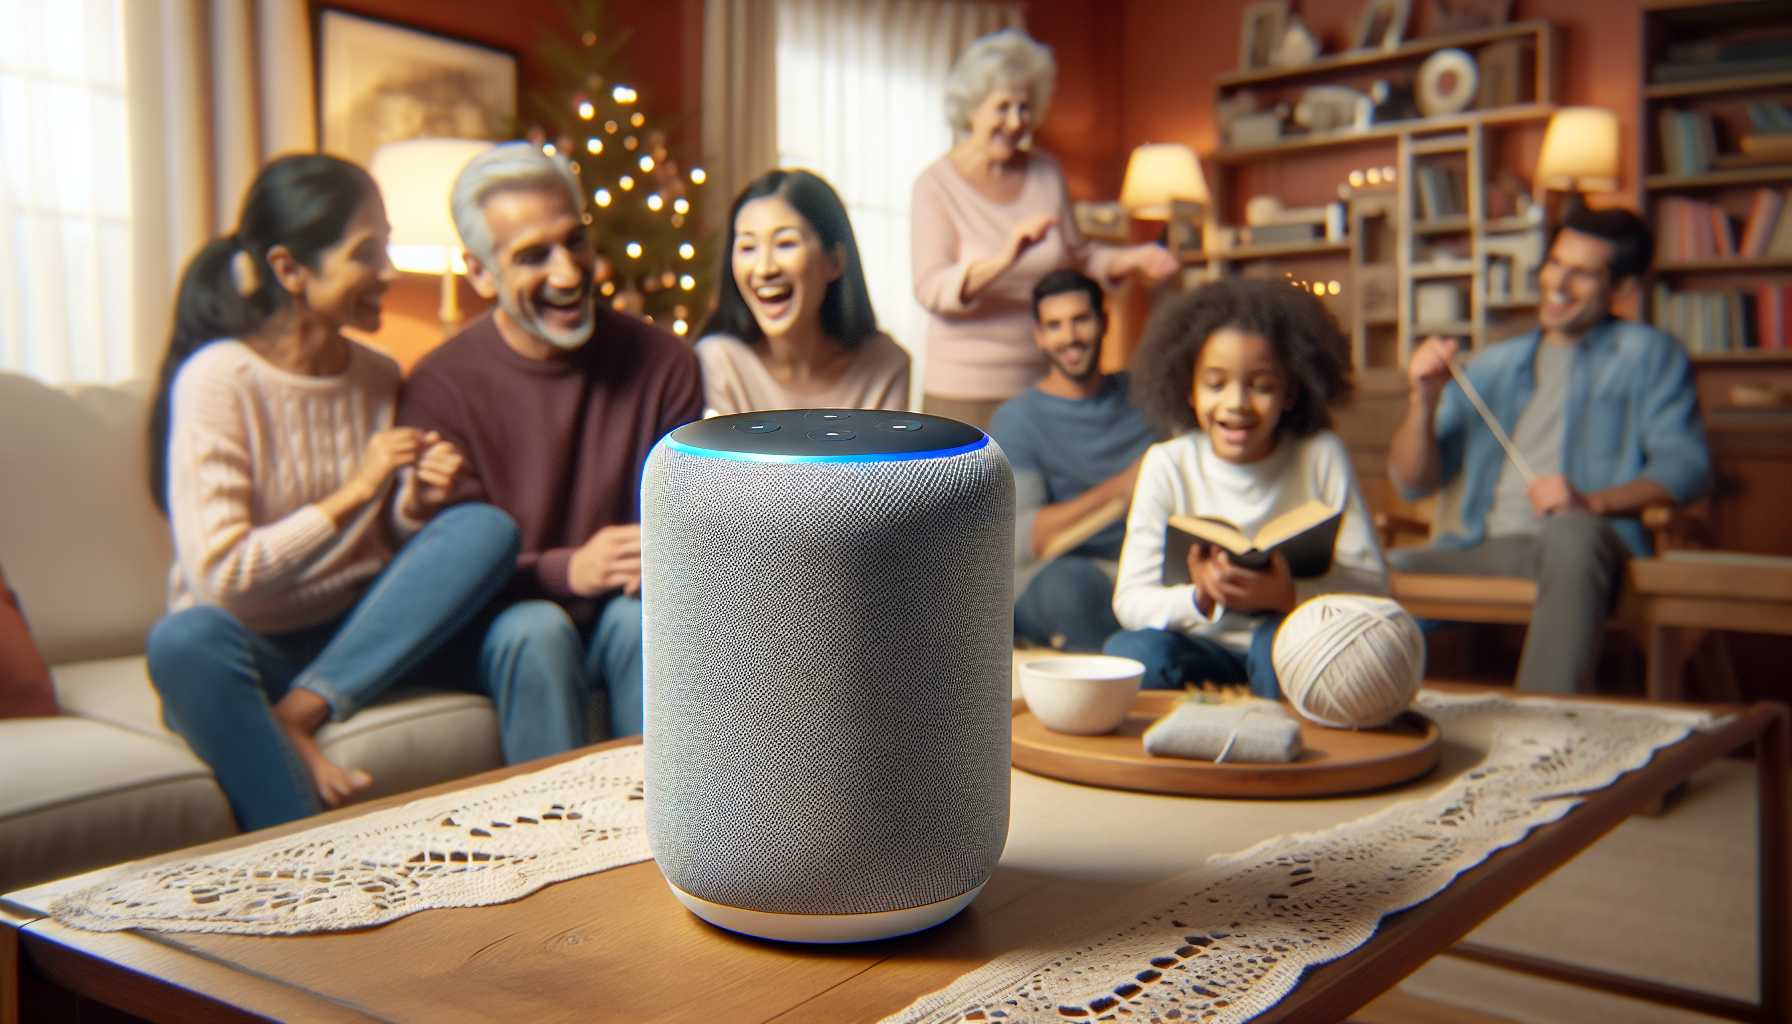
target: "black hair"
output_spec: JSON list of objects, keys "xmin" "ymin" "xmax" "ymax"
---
[
  {"xmin": 147, "ymin": 153, "xmax": 380, "ymax": 514},
  {"xmin": 698, "ymin": 169, "xmax": 879, "ymax": 348},
  {"xmin": 1549, "ymin": 204, "xmax": 1654, "ymax": 282},
  {"xmin": 1130, "ymin": 277, "xmax": 1353, "ymax": 438},
  {"xmin": 1031, "ymin": 267, "xmax": 1105, "ymax": 323}
]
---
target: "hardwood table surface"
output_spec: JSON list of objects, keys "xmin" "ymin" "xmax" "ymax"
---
[{"xmin": 4, "ymin": 685, "xmax": 1786, "ymax": 1024}]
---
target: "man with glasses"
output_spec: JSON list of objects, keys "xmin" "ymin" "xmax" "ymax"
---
[{"xmin": 1386, "ymin": 205, "xmax": 1710, "ymax": 693}]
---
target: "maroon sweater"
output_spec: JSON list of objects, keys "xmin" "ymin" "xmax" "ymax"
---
[{"xmin": 398, "ymin": 309, "xmax": 703, "ymax": 622}]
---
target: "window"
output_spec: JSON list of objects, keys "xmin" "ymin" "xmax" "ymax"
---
[{"xmin": 0, "ymin": 0, "xmax": 132, "ymax": 384}]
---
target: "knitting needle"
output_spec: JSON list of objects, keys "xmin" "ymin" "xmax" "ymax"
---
[{"xmin": 1446, "ymin": 358, "xmax": 1536, "ymax": 484}]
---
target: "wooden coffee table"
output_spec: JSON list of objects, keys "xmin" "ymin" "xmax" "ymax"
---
[{"xmin": 4, "ymin": 686, "xmax": 1786, "ymax": 1024}]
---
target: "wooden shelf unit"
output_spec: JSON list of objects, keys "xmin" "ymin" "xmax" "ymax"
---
[
  {"xmin": 1639, "ymin": 0, "xmax": 1792, "ymax": 363},
  {"xmin": 1193, "ymin": 21, "xmax": 1558, "ymax": 373}
]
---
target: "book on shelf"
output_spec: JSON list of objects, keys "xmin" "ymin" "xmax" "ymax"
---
[
  {"xmin": 1653, "ymin": 193, "xmax": 1792, "ymax": 263},
  {"xmin": 1414, "ymin": 163, "xmax": 1465, "ymax": 221},
  {"xmin": 1740, "ymin": 189, "xmax": 1786, "ymax": 259},
  {"xmin": 1745, "ymin": 101, "xmax": 1792, "ymax": 137},
  {"xmin": 1160, "ymin": 500, "xmax": 1341, "ymax": 586},
  {"xmin": 1243, "ymin": 223, "xmax": 1320, "ymax": 246},
  {"xmin": 1655, "ymin": 282, "xmax": 1792, "ymax": 353},
  {"xmin": 1658, "ymin": 109, "xmax": 1718, "ymax": 177}
]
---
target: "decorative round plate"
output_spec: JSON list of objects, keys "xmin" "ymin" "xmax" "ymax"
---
[{"xmin": 1012, "ymin": 691, "xmax": 1441, "ymax": 798}]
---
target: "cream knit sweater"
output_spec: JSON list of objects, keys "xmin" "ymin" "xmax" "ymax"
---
[{"xmin": 164, "ymin": 340, "xmax": 403, "ymax": 634}]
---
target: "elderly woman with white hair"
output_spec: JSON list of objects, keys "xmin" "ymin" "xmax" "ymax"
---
[{"xmin": 911, "ymin": 28, "xmax": 1178, "ymax": 428}]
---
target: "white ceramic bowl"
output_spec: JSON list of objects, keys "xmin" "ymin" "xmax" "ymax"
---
[{"xmin": 1018, "ymin": 655, "xmax": 1145, "ymax": 735}]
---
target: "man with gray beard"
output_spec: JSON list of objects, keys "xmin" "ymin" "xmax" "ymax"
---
[{"xmin": 398, "ymin": 142, "xmax": 704, "ymax": 740}]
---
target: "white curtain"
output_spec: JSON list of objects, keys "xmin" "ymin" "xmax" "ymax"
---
[
  {"xmin": 701, "ymin": 0, "xmax": 780, "ymax": 225},
  {"xmin": 124, "ymin": 0, "xmax": 315, "ymax": 382},
  {"xmin": 0, "ymin": 0, "xmax": 133, "ymax": 384},
  {"xmin": 773, "ymin": 0, "xmax": 1022, "ymax": 409}
]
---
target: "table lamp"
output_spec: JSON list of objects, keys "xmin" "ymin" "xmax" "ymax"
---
[
  {"xmin": 1535, "ymin": 108, "xmax": 1619, "ymax": 214},
  {"xmin": 1120, "ymin": 143, "xmax": 1209, "ymax": 253},
  {"xmin": 369, "ymin": 138, "xmax": 494, "ymax": 329}
]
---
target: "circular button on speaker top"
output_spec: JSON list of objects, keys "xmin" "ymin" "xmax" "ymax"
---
[
  {"xmin": 807, "ymin": 428, "xmax": 857, "ymax": 441},
  {"xmin": 883, "ymin": 419, "xmax": 924, "ymax": 433},
  {"xmin": 805, "ymin": 411, "xmax": 853, "ymax": 423},
  {"xmin": 733, "ymin": 421, "xmax": 781, "ymax": 434}
]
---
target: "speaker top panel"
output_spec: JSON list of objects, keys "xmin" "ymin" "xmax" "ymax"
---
[{"xmin": 665, "ymin": 410, "xmax": 988, "ymax": 462}]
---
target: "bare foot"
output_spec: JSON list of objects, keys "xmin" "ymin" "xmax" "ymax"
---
[{"xmin": 272, "ymin": 690, "xmax": 374, "ymax": 808}]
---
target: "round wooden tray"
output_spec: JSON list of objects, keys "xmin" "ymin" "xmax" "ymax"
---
[{"xmin": 1012, "ymin": 690, "xmax": 1441, "ymax": 798}]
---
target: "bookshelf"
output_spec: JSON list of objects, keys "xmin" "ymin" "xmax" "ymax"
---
[
  {"xmin": 1186, "ymin": 21, "xmax": 1558, "ymax": 378},
  {"xmin": 1640, "ymin": 0, "xmax": 1792, "ymax": 359}
]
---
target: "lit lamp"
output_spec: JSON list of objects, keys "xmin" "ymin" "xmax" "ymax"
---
[
  {"xmin": 1535, "ymin": 107, "xmax": 1620, "ymax": 215},
  {"xmin": 369, "ymin": 138, "xmax": 494, "ymax": 329},
  {"xmin": 1120, "ymin": 142, "xmax": 1209, "ymax": 252}
]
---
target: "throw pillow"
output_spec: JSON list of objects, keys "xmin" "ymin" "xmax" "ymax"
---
[{"xmin": 0, "ymin": 567, "xmax": 58, "ymax": 718}]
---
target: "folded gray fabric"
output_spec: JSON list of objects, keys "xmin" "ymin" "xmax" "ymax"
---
[{"xmin": 1142, "ymin": 703, "xmax": 1304, "ymax": 763}]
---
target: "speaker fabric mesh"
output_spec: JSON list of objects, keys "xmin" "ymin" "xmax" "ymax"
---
[{"xmin": 642, "ymin": 442, "xmax": 1014, "ymax": 916}]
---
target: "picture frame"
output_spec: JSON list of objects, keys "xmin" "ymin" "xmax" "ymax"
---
[
  {"xmin": 1073, "ymin": 201, "xmax": 1131, "ymax": 243},
  {"xmin": 1351, "ymin": 0, "xmax": 1410, "ymax": 52},
  {"xmin": 1238, "ymin": 1, "xmax": 1291, "ymax": 72},
  {"xmin": 1428, "ymin": 0, "xmax": 1513, "ymax": 34},
  {"xmin": 317, "ymin": 10, "xmax": 518, "ymax": 168},
  {"xmin": 1165, "ymin": 200, "xmax": 1208, "ymax": 256}
]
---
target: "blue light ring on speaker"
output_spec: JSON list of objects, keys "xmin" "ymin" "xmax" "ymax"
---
[{"xmin": 662, "ymin": 435, "xmax": 987, "ymax": 464}]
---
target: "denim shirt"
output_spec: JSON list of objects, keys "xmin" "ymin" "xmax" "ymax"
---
[{"xmin": 1410, "ymin": 318, "xmax": 1712, "ymax": 557}]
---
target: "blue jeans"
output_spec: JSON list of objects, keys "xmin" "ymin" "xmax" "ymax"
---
[
  {"xmin": 466, "ymin": 593, "xmax": 645, "ymax": 740},
  {"xmin": 147, "ymin": 504, "xmax": 576, "ymax": 832},
  {"xmin": 1102, "ymin": 615, "xmax": 1286, "ymax": 700},
  {"xmin": 1014, "ymin": 555, "xmax": 1123, "ymax": 653}
]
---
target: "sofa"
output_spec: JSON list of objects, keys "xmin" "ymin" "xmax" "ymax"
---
[{"xmin": 0, "ymin": 372, "xmax": 508, "ymax": 893}]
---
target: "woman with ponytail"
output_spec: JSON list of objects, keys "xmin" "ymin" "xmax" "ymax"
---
[{"xmin": 146, "ymin": 154, "xmax": 582, "ymax": 831}]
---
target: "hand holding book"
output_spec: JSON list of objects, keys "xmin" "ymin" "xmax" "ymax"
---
[
  {"xmin": 1162, "ymin": 499, "xmax": 1343, "ymax": 585},
  {"xmin": 1187, "ymin": 545, "xmax": 1297, "ymax": 616}
]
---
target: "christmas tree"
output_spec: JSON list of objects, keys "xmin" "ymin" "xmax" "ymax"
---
[{"xmin": 523, "ymin": 0, "xmax": 713, "ymax": 337}]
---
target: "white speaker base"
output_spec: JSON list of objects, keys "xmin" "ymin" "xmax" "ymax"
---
[{"xmin": 666, "ymin": 880, "xmax": 986, "ymax": 944}]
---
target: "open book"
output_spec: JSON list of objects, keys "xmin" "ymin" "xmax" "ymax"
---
[{"xmin": 1161, "ymin": 499, "xmax": 1342, "ymax": 585}]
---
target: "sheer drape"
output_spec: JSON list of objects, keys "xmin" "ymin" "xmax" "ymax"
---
[
  {"xmin": 0, "ymin": 0, "xmax": 132, "ymax": 384},
  {"xmin": 124, "ymin": 0, "xmax": 314, "ymax": 381},
  {"xmin": 773, "ymin": 0, "xmax": 1022, "ymax": 409}
]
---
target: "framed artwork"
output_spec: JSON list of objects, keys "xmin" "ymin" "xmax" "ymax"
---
[
  {"xmin": 1428, "ymin": 0, "xmax": 1513, "ymax": 33},
  {"xmin": 317, "ymin": 10, "xmax": 518, "ymax": 167},
  {"xmin": 1238, "ymin": 2, "xmax": 1291, "ymax": 72},
  {"xmin": 1351, "ymin": 0, "xmax": 1410, "ymax": 52},
  {"xmin": 1165, "ymin": 200, "xmax": 1207, "ymax": 256},
  {"xmin": 1073, "ymin": 201, "xmax": 1130, "ymax": 243}
]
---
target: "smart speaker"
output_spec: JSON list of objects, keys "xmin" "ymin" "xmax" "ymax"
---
[{"xmin": 641, "ymin": 409, "xmax": 1014, "ymax": 943}]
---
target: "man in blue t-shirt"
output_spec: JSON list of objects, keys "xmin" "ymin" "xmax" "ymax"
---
[{"xmin": 989, "ymin": 269, "xmax": 1161, "ymax": 651}]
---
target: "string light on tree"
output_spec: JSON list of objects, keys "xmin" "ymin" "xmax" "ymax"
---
[{"xmin": 524, "ymin": 0, "xmax": 712, "ymax": 329}]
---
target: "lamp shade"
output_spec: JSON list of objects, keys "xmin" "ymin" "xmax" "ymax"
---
[
  {"xmin": 1535, "ymin": 108, "xmax": 1620, "ymax": 193},
  {"xmin": 1119, "ymin": 143, "xmax": 1209, "ymax": 220},
  {"xmin": 368, "ymin": 138, "xmax": 494, "ymax": 274}
]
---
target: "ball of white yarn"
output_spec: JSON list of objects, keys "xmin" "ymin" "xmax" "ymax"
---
[{"xmin": 1272, "ymin": 594, "xmax": 1425, "ymax": 728}]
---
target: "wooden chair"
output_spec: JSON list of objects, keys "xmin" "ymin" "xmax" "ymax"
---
[{"xmin": 1375, "ymin": 501, "xmax": 1745, "ymax": 702}]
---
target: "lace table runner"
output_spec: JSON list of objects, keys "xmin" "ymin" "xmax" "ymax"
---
[
  {"xmin": 880, "ymin": 691, "xmax": 1717, "ymax": 1024},
  {"xmin": 52, "ymin": 745, "xmax": 650, "ymax": 935}
]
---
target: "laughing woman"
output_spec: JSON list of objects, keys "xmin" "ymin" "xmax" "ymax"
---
[
  {"xmin": 696, "ymin": 169, "xmax": 911, "ymax": 415},
  {"xmin": 144, "ymin": 154, "xmax": 539, "ymax": 832},
  {"xmin": 911, "ymin": 29, "xmax": 1179, "ymax": 428}
]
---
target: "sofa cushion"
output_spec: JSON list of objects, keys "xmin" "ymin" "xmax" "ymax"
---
[
  {"xmin": 316, "ymin": 690, "xmax": 505, "ymax": 802},
  {"xmin": 0, "ymin": 572, "xmax": 57, "ymax": 718},
  {"xmin": 0, "ymin": 374, "xmax": 171, "ymax": 665},
  {"xmin": 0, "ymin": 716, "xmax": 235, "ymax": 892},
  {"xmin": 52, "ymin": 655, "xmax": 173, "ymax": 741}
]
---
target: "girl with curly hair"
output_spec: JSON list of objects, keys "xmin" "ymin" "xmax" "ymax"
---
[{"xmin": 1101, "ymin": 278, "xmax": 1389, "ymax": 697}]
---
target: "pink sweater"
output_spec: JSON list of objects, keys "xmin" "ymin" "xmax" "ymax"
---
[
  {"xmin": 164, "ymin": 341, "xmax": 402, "ymax": 633},
  {"xmin": 910, "ymin": 151, "xmax": 1121, "ymax": 402}
]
